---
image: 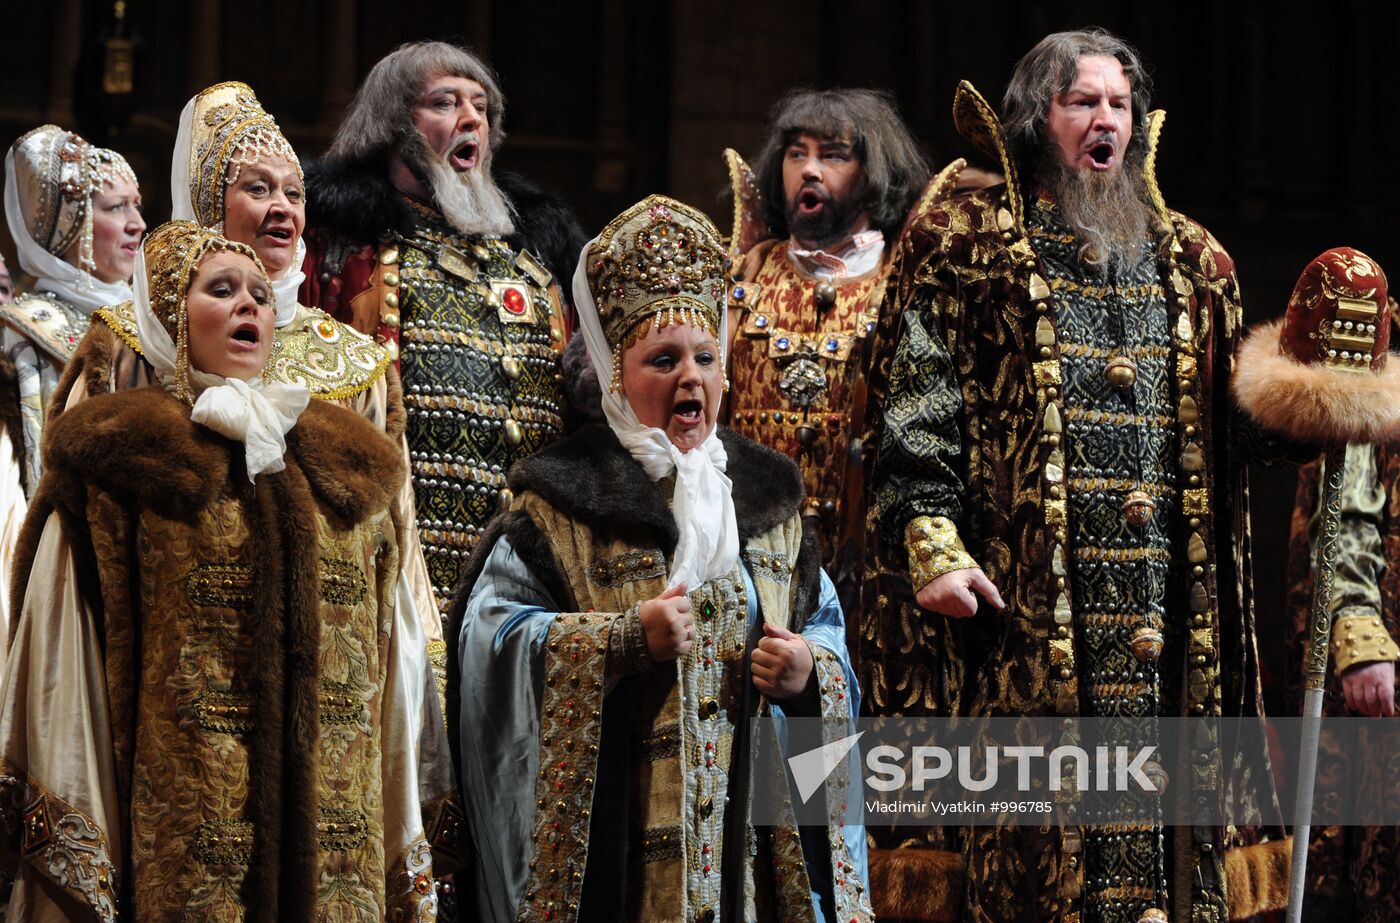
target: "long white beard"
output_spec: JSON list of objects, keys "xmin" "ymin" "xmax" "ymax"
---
[
  {"xmin": 422, "ymin": 147, "xmax": 515, "ymax": 238},
  {"xmin": 408, "ymin": 135, "xmax": 520, "ymax": 239}
]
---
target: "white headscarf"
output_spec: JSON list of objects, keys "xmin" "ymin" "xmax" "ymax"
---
[
  {"xmin": 571, "ymin": 242, "xmax": 739, "ymax": 591},
  {"xmin": 132, "ymin": 240, "xmax": 309, "ymax": 481},
  {"xmin": 4, "ymin": 147, "xmax": 134, "ymax": 315},
  {"xmin": 171, "ymin": 92, "xmax": 303, "ymax": 328}
]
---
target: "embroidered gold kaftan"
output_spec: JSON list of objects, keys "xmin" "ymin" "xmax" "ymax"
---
[
  {"xmin": 0, "ymin": 388, "xmax": 437, "ymax": 922},
  {"xmin": 450, "ymin": 424, "xmax": 871, "ymax": 923}
]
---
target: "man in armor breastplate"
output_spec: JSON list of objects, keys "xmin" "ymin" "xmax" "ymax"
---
[
  {"xmin": 722, "ymin": 88, "xmax": 964, "ymax": 614},
  {"xmin": 302, "ymin": 41, "xmax": 584, "ymax": 614}
]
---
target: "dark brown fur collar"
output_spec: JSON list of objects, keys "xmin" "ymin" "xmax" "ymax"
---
[
  {"xmin": 43, "ymin": 386, "xmax": 402, "ymax": 524},
  {"xmin": 507, "ymin": 423, "xmax": 803, "ymax": 552}
]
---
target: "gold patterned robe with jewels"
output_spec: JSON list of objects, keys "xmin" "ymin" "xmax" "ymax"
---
[
  {"xmin": 721, "ymin": 150, "xmax": 966, "ymax": 614},
  {"xmin": 859, "ymin": 81, "xmax": 1296, "ymax": 923},
  {"xmin": 44, "ymin": 299, "xmax": 455, "ymax": 725},
  {"xmin": 447, "ymin": 424, "xmax": 871, "ymax": 923},
  {"xmin": 0, "ymin": 387, "xmax": 438, "ymax": 922}
]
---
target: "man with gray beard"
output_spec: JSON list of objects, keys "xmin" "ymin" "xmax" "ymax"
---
[
  {"xmin": 302, "ymin": 40, "xmax": 583, "ymax": 626},
  {"xmin": 861, "ymin": 29, "xmax": 1293, "ymax": 923}
]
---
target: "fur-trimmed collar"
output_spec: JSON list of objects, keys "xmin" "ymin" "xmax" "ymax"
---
[
  {"xmin": 304, "ymin": 158, "xmax": 585, "ymax": 289},
  {"xmin": 507, "ymin": 424, "xmax": 803, "ymax": 552},
  {"xmin": 43, "ymin": 386, "xmax": 402, "ymax": 523}
]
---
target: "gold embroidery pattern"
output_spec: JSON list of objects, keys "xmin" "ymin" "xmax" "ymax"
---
[
  {"xmin": 904, "ymin": 515, "xmax": 977, "ymax": 589},
  {"xmin": 1047, "ymin": 278, "xmax": 1165, "ymax": 302},
  {"xmin": 320, "ymin": 679, "xmax": 363, "ymax": 726},
  {"xmin": 193, "ymin": 819, "xmax": 255, "ymax": 865},
  {"xmin": 95, "ymin": 302, "xmax": 143, "ymax": 353},
  {"xmin": 1059, "ymin": 342, "xmax": 1172, "ymax": 361},
  {"xmin": 1063, "ymin": 407, "xmax": 1174, "ymax": 428},
  {"xmin": 16, "ymin": 779, "xmax": 118, "ymax": 921},
  {"xmin": 585, "ymin": 550, "xmax": 666, "ymax": 588},
  {"xmin": 812, "ymin": 648, "xmax": 873, "ymax": 922},
  {"xmin": 743, "ymin": 548, "xmax": 795, "ymax": 584},
  {"xmin": 1067, "ymin": 476, "xmax": 1175, "ymax": 497},
  {"xmin": 269, "ymin": 308, "xmax": 390, "ymax": 400},
  {"xmin": 185, "ymin": 562, "xmax": 255, "ymax": 609},
  {"xmin": 677, "ymin": 568, "xmax": 750, "ymax": 917},
  {"xmin": 426, "ymin": 640, "xmax": 449, "ymax": 703},
  {"xmin": 320, "ymin": 556, "xmax": 368, "ymax": 606},
  {"xmin": 642, "ymin": 825, "xmax": 683, "ymax": 862},
  {"xmin": 1072, "ymin": 546, "xmax": 1172, "ymax": 564},
  {"xmin": 318, "ymin": 806, "xmax": 370, "ymax": 851},
  {"xmin": 388, "ymin": 837, "xmax": 438, "ymax": 921},
  {"xmin": 193, "ymin": 690, "xmax": 255, "ymax": 734},
  {"xmin": 519, "ymin": 613, "xmax": 611, "ymax": 923}
]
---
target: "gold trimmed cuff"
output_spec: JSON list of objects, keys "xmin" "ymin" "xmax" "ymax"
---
[
  {"xmin": 905, "ymin": 515, "xmax": 978, "ymax": 591},
  {"xmin": 1331, "ymin": 612, "xmax": 1400, "ymax": 676}
]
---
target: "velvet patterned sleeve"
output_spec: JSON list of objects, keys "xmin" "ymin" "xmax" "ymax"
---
[
  {"xmin": 457, "ymin": 533, "xmax": 636, "ymax": 923},
  {"xmin": 870, "ymin": 283, "xmax": 978, "ymax": 585},
  {"xmin": 1317, "ymin": 444, "xmax": 1400, "ymax": 674}
]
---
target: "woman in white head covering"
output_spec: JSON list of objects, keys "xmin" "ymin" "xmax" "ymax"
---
[
  {"xmin": 58, "ymin": 82, "xmax": 392, "ymax": 421},
  {"xmin": 49, "ymin": 83, "xmax": 451, "ymax": 755},
  {"xmin": 0, "ymin": 126, "xmax": 143, "ymax": 681},
  {"xmin": 0, "ymin": 220, "xmax": 439, "ymax": 921},
  {"xmin": 1, "ymin": 124, "xmax": 144, "ymax": 493},
  {"xmin": 451, "ymin": 195, "xmax": 870, "ymax": 923}
]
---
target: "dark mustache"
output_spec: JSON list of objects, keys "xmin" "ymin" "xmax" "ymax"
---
[{"xmin": 793, "ymin": 182, "xmax": 833, "ymax": 204}]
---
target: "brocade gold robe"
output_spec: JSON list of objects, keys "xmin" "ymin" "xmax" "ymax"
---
[
  {"xmin": 0, "ymin": 388, "xmax": 438, "ymax": 921},
  {"xmin": 860, "ymin": 82, "xmax": 1295, "ymax": 923},
  {"xmin": 448, "ymin": 424, "xmax": 871, "ymax": 923}
]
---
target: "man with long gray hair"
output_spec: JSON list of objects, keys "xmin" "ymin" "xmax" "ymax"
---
[
  {"xmin": 861, "ymin": 29, "xmax": 1295, "ymax": 923},
  {"xmin": 302, "ymin": 41, "xmax": 582, "ymax": 622},
  {"xmin": 721, "ymin": 88, "xmax": 963, "ymax": 620}
]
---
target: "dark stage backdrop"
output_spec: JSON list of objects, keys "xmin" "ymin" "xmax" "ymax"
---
[{"xmin": 2, "ymin": 0, "xmax": 1396, "ymax": 710}]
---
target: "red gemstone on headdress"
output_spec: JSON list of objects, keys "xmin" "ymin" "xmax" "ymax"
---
[{"xmin": 503, "ymin": 287, "xmax": 527, "ymax": 315}]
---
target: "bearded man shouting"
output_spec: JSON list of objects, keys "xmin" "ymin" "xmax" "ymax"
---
[
  {"xmin": 861, "ymin": 28, "xmax": 1295, "ymax": 923},
  {"xmin": 302, "ymin": 41, "xmax": 583, "ymax": 616},
  {"xmin": 721, "ymin": 88, "xmax": 953, "ymax": 619}
]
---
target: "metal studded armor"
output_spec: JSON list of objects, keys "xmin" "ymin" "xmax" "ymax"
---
[{"xmin": 385, "ymin": 213, "xmax": 565, "ymax": 610}]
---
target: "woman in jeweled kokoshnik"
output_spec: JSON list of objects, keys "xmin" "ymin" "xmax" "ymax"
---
[
  {"xmin": 45, "ymin": 84, "xmax": 450, "ymax": 706},
  {"xmin": 0, "ymin": 220, "xmax": 438, "ymax": 921},
  {"xmin": 450, "ymin": 195, "xmax": 871, "ymax": 923},
  {"xmin": 43, "ymin": 83, "xmax": 455, "ymax": 829},
  {"xmin": 0, "ymin": 125, "xmax": 145, "ymax": 673}
]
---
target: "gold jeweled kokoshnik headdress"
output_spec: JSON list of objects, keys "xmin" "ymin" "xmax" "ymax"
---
[
  {"xmin": 8, "ymin": 124, "xmax": 138, "ymax": 277},
  {"xmin": 185, "ymin": 81, "xmax": 302, "ymax": 229},
  {"xmin": 141, "ymin": 220, "xmax": 269, "ymax": 402},
  {"xmin": 584, "ymin": 195, "xmax": 729, "ymax": 391}
]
